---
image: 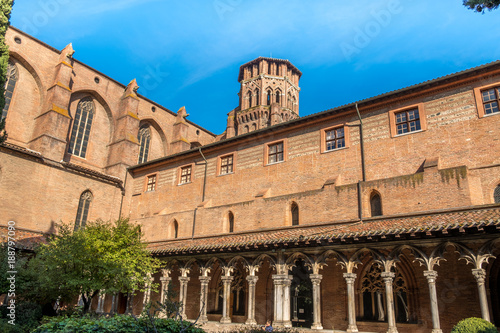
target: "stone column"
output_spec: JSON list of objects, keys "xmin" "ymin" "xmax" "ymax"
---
[
  {"xmin": 343, "ymin": 273, "xmax": 359, "ymax": 333},
  {"xmin": 110, "ymin": 293, "xmax": 118, "ymax": 314},
  {"xmin": 282, "ymin": 275, "xmax": 293, "ymax": 328},
  {"xmin": 96, "ymin": 293, "xmax": 106, "ymax": 313},
  {"xmin": 143, "ymin": 275, "xmax": 153, "ymax": 306},
  {"xmin": 220, "ymin": 276, "xmax": 234, "ymax": 324},
  {"xmin": 199, "ymin": 276, "xmax": 211, "ymax": 323},
  {"xmin": 178, "ymin": 276, "xmax": 190, "ymax": 319},
  {"xmin": 472, "ymin": 269, "xmax": 491, "ymax": 322},
  {"xmin": 160, "ymin": 276, "xmax": 172, "ymax": 303},
  {"xmin": 272, "ymin": 274, "xmax": 284, "ymax": 326},
  {"xmin": 424, "ymin": 270, "xmax": 442, "ymax": 333},
  {"xmin": 310, "ymin": 274, "xmax": 323, "ymax": 330},
  {"xmin": 381, "ymin": 272, "xmax": 398, "ymax": 333},
  {"xmin": 125, "ymin": 292, "xmax": 134, "ymax": 314},
  {"xmin": 246, "ymin": 275, "xmax": 259, "ymax": 325}
]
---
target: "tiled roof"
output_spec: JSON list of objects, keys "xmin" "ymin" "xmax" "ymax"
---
[
  {"xmin": 148, "ymin": 206, "xmax": 500, "ymax": 255},
  {"xmin": 0, "ymin": 226, "xmax": 48, "ymax": 251}
]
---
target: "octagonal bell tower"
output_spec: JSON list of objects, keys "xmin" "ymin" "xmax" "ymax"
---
[{"xmin": 226, "ymin": 57, "xmax": 302, "ymax": 138}]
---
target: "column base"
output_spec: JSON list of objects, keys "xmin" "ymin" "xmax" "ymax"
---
[
  {"xmin": 220, "ymin": 317, "xmax": 232, "ymax": 324},
  {"xmin": 347, "ymin": 324, "xmax": 359, "ymax": 333},
  {"xmin": 431, "ymin": 330, "xmax": 443, "ymax": 333},
  {"xmin": 199, "ymin": 316, "xmax": 208, "ymax": 324},
  {"xmin": 311, "ymin": 323, "xmax": 323, "ymax": 330},
  {"xmin": 387, "ymin": 327, "xmax": 398, "ymax": 333},
  {"xmin": 282, "ymin": 321, "xmax": 292, "ymax": 328},
  {"xmin": 245, "ymin": 319, "xmax": 257, "ymax": 325}
]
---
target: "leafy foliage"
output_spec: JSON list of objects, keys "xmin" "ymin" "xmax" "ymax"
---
[
  {"xmin": 463, "ymin": 0, "xmax": 500, "ymax": 12},
  {"xmin": 451, "ymin": 317, "xmax": 497, "ymax": 333},
  {"xmin": 0, "ymin": 0, "xmax": 14, "ymax": 143},
  {"xmin": 32, "ymin": 315, "xmax": 205, "ymax": 333},
  {"xmin": 26, "ymin": 219, "xmax": 160, "ymax": 313}
]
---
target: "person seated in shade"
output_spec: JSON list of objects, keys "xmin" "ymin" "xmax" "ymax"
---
[{"xmin": 262, "ymin": 320, "xmax": 273, "ymax": 332}]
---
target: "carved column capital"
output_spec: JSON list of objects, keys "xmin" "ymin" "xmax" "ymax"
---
[
  {"xmin": 179, "ymin": 276, "xmax": 190, "ymax": 284},
  {"xmin": 246, "ymin": 275, "xmax": 259, "ymax": 285},
  {"xmin": 472, "ymin": 268, "xmax": 486, "ymax": 283},
  {"xmin": 310, "ymin": 274, "xmax": 323, "ymax": 286},
  {"xmin": 199, "ymin": 276, "xmax": 211, "ymax": 284},
  {"xmin": 381, "ymin": 271, "xmax": 395, "ymax": 282},
  {"xmin": 424, "ymin": 270, "xmax": 438, "ymax": 283},
  {"xmin": 343, "ymin": 272, "xmax": 357, "ymax": 284}
]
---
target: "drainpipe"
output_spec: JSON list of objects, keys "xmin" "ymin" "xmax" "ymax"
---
[
  {"xmin": 355, "ymin": 103, "xmax": 366, "ymax": 221},
  {"xmin": 192, "ymin": 147, "xmax": 208, "ymax": 239},
  {"xmin": 118, "ymin": 169, "xmax": 128, "ymax": 220}
]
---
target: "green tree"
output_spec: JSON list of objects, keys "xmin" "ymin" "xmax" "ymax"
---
[
  {"xmin": 464, "ymin": 0, "xmax": 500, "ymax": 12},
  {"xmin": 0, "ymin": 1, "xmax": 14, "ymax": 144},
  {"xmin": 25, "ymin": 218, "xmax": 160, "ymax": 313}
]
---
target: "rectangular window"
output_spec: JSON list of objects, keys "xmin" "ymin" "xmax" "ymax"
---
[
  {"xmin": 220, "ymin": 155, "xmax": 234, "ymax": 175},
  {"xmin": 481, "ymin": 87, "xmax": 500, "ymax": 115},
  {"xmin": 146, "ymin": 175, "xmax": 156, "ymax": 192},
  {"xmin": 395, "ymin": 108, "xmax": 421, "ymax": 135},
  {"xmin": 268, "ymin": 142, "xmax": 284, "ymax": 164},
  {"xmin": 325, "ymin": 127, "xmax": 345, "ymax": 151},
  {"xmin": 180, "ymin": 166, "xmax": 192, "ymax": 184}
]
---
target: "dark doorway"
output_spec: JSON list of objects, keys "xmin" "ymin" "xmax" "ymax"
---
[
  {"xmin": 490, "ymin": 257, "xmax": 500, "ymax": 326},
  {"xmin": 290, "ymin": 260, "xmax": 313, "ymax": 328}
]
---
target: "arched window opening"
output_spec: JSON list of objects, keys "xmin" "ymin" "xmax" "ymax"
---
[
  {"xmin": 291, "ymin": 202, "xmax": 299, "ymax": 226},
  {"xmin": 75, "ymin": 191, "xmax": 93, "ymax": 230},
  {"xmin": 68, "ymin": 97, "xmax": 95, "ymax": 158},
  {"xmin": 137, "ymin": 125, "xmax": 151, "ymax": 164},
  {"xmin": 251, "ymin": 123, "xmax": 257, "ymax": 132},
  {"xmin": 243, "ymin": 125, "xmax": 249, "ymax": 134},
  {"xmin": 2, "ymin": 61, "xmax": 18, "ymax": 121},
  {"xmin": 268, "ymin": 62, "xmax": 272, "ymax": 75},
  {"xmin": 360, "ymin": 263, "xmax": 410, "ymax": 323},
  {"xmin": 287, "ymin": 93, "xmax": 292, "ymax": 109},
  {"xmin": 495, "ymin": 185, "xmax": 500, "ymax": 203},
  {"xmin": 171, "ymin": 220, "xmax": 179, "ymax": 239},
  {"xmin": 275, "ymin": 91, "xmax": 281, "ymax": 104},
  {"xmin": 228, "ymin": 212, "xmax": 234, "ymax": 233},
  {"xmin": 267, "ymin": 90, "xmax": 272, "ymax": 105},
  {"xmin": 370, "ymin": 192, "xmax": 383, "ymax": 217},
  {"xmin": 247, "ymin": 90, "xmax": 252, "ymax": 108},
  {"xmin": 255, "ymin": 89, "xmax": 260, "ymax": 106},
  {"xmin": 276, "ymin": 65, "xmax": 280, "ymax": 76}
]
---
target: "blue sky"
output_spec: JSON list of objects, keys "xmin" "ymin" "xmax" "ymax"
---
[{"xmin": 10, "ymin": 0, "xmax": 500, "ymax": 134}]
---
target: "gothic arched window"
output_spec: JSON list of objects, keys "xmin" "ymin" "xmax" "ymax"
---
[
  {"xmin": 267, "ymin": 90, "xmax": 272, "ymax": 105},
  {"xmin": 75, "ymin": 190, "xmax": 93, "ymax": 230},
  {"xmin": 137, "ymin": 125, "xmax": 151, "ymax": 164},
  {"xmin": 247, "ymin": 90, "xmax": 253, "ymax": 108},
  {"xmin": 228, "ymin": 212, "xmax": 234, "ymax": 233},
  {"xmin": 291, "ymin": 202, "xmax": 299, "ymax": 226},
  {"xmin": 255, "ymin": 89, "xmax": 260, "ymax": 106},
  {"xmin": 275, "ymin": 91, "xmax": 281, "ymax": 104},
  {"xmin": 2, "ymin": 61, "xmax": 19, "ymax": 121},
  {"xmin": 495, "ymin": 185, "xmax": 500, "ymax": 203},
  {"xmin": 268, "ymin": 62, "xmax": 272, "ymax": 75},
  {"xmin": 68, "ymin": 97, "xmax": 95, "ymax": 158},
  {"xmin": 370, "ymin": 192, "xmax": 383, "ymax": 217},
  {"xmin": 170, "ymin": 220, "xmax": 179, "ymax": 239}
]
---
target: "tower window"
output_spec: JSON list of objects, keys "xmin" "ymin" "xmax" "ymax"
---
[
  {"xmin": 268, "ymin": 62, "xmax": 272, "ymax": 75},
  {"xmin": 180, "ymin": 165, "xmax": 192, "ymax": 184},
  {"xmin": 275, "ymin": 91, "xmax": 281, "ymax": 104},
  {"xmin": 75, "ymin": 191, "xmax": 93, "ymax": 230},
  {"xmin": 268, "ymin": 141, "xmax": 284, "ymax": 164},
  {"xmin": 138, "ymin": 125, "xmax": 151, "ymax": 164},
  {"xmin": 291, "ymin": 202, "xmax": 299, "ymax": 226},
  {"xmin": 247, "ymin": 90, "xmax": 253, "ymax": 108},
  {"xmin": 255, "ymin": 89, "xmax": 260, "ymax": 106},
  {"xmin": 2, "ymin": 61, "xmax": 18, "ymax": 121},
  {"xmin": 267, "ymin": 90, "xmax": 272, "ymax": 105},
  {"xmin": 370, "ymin": 192, "xmax": 383, "ymax": 217},
  {"xmin": 494, "ymin": 185, "xmax": 500, "ymax": 203},
  {"xmin": 68, "ymin": 97, "xmax": 95, "ymax": 158}
]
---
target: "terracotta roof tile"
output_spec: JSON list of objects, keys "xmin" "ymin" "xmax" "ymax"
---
[{"xmin": 148, "ymin": 206, "xmax": 500, "ymax": 255}]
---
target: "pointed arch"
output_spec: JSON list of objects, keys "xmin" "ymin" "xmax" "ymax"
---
[
  {"xmin": 275, "ymin": 90, "xmax": 281, "ymax": 104},
  {"xmin": 75, "ymin": 190, "xmax": 93, "ymax": 230},
  {"xmin": 247, "ymin": 90, "xmax": 253, "ymax": 108},
  {"xmin": 137, "ymin": 125, "xmax": 151, "ymax": 164},
  {"xmin": 291, "ymin": 201, "xmax": 299, "ymax": 226},
  {"xmin": 494, "ymin": 184, "xmax": 500, "ymax": 203},
  {"xmin": 370, "ymin": 191, "xmax": 383, "ymax": 217},
  {"xmin": 168, "ymin": 219, "xmax": 179, "ymax": 239},
  {"xmin": 266, "ymin": 89, "xmax": 272, "ymax": 105},
  {"xmin": 2, "ymin": 61, "xmax": 18, "ymax": 121},
  {"xmin": 228, "ymin": 211, "xmax": 234, "ymax": 233},
  {"xmin": 68, "ymin": 96, "xmax": 95, "ymax": 158},
  {"xmin": 254, "ymin": 88, "xmax": 260, "ymax": 106}
]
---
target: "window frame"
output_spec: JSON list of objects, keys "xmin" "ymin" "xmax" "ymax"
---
[
  {"xmin": 321, "ymin": 124, "xmax": 349, "ymax": 153},
  {"xmin": 388, "ymin": 103, "xmax": 427, "ymax": 138},
  {"xmin": 68, "ymin": 96, "xmax": 95, "ymax": 159},
  {"xmin": 264, "ymin": 140, "xmax": 287, "ymax": 166},
  {"xmin": 218, "ymin": 153, "xmax": 236, "ymax": 176},
  {"xmin": 144, "ymin": 173, "xmax": 157, "ymax": 192},
  {"xmin": 74, "ymin": 190, "xmax": 93, "ymax": 231},
  {"xmin": 178, "ymin": 164, "xmax": 193, "ymax": 185},
  {"xmin": 474, "ymin": 83, "xmax": 500, "ymax": 118}
]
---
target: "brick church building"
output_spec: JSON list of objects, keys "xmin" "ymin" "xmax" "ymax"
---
[{"xmin": 1, "ymin": 26, "xmax": 500, "ymax": 333}]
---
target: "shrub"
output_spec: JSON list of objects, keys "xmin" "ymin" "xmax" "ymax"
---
[
  {"xmin": 32, "ymin": 314, "xmax": 206, "ymax": 333},
  {"xmin": 451, "ymin": 317, "xmax": 497, "ymax": 333}
]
